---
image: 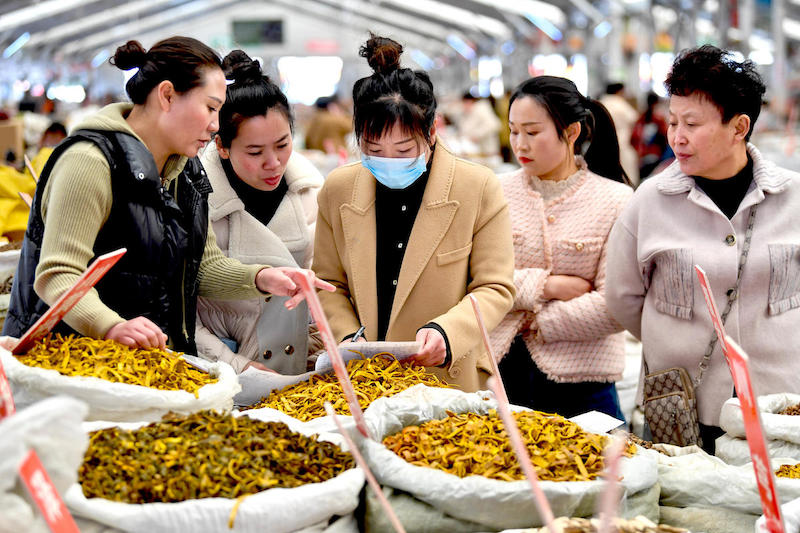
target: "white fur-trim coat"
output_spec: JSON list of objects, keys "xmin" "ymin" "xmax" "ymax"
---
[{"xmin": 195, "ymin": 144, "xmax": 323, "ymax": 374}]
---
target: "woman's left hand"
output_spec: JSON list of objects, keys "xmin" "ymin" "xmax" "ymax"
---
[
  {"xmin": 410, "ymin": 328, "xmax": 447, "ymax": 367},
  {"xmin": 255, "ymin": 267, "xmax": 335, "ymax": 310}
]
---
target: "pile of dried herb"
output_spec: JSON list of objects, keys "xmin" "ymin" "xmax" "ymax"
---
[
  {"xmin": 79, "ymin": 410, "xmax": 354, "ymax": 503},
  {"xmin": 0, "ymin": 241, "xmax": 22, "ymax": 252},
  {"xmin": 383, "ymin": 409, "xmax": 636, "ymax": 482},
  {"xmin": 778, "ymin": 403, "xmax": 800, "ymax": 416},
  {"xmin": 533, "ymin": 516, "xmax": 687, "ymax": 532},
  {"xmin": 776, "ymin": 463, "xmax": 800, "ymax": 479},
  {"xmin": 0, "ymin": 274, "xmax": 12, "ymax": 295},
  {"xmin": 18, "ymin": 333, "xmax": 215, "ymax": 396},
  {"xmin": 247, "ymin": 354, "xmax": 449, "ymax": 420}
]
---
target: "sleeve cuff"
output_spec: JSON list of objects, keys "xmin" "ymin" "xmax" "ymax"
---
[{"xmin": 420, "ymin": 322, "xmax": 452, "ymax": 368}]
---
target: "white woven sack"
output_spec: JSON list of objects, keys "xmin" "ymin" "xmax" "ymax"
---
[
  {"xmin": 720, "ymin": 394, "xmax": 800, "ymax": 444},
  {"xmin": 0, "ymin": 396, "xmax": 89, "ymax": 533},
  {"xmin": 716, "ymin": 433, "xmax": 800, "ymax": 466},
  {"xmin": 755, "ymin": 496, "xmax": 800, "ymax": 533},
  {"xmin": 65, "ymin": 411, "xmax": 365, "ymax": 533},
  {"xmin": 1, "ymin": 346, "xmax": 241, "ymax": 422},
  {"xmin": 358, "ymin": 385, "xmax": 657, "ymax": 530},
  {"xmin": 657, "ymin": 446, "xmax": 800, "ymax": 514}
]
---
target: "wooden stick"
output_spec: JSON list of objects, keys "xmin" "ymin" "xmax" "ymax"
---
[
  {"xmin": 325, "ymin": 403, "xmax": 406, "ymax": 533},
  {"xmin": 24, "ymin": 154, "xmax": 39, "ymax": 183},
  {"xmin": 296, "ymin": 271, "xmax": 371, "ymax": 438},
  {"xmin": 468, "ymin": 294, "xmax": 509, "ymax": 405},
  {"xmin": 487, "ymin": 376, "xmax": 558, "ymax": 531},
  {"xmin": 18, "ymin": 192, "xmax": 32, "ymax": 208},
  {"xmin": 596, "ymin": 434, "xmax": 626, "ymax": 533}
]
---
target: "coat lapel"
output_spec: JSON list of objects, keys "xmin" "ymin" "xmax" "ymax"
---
[
  {"xmin": 340, "ymin": 165, "xmax": 379, "ymax": 338},
  {"xmin": 389, "ymin": 143, "xmax": 459, "ymax": 330}
]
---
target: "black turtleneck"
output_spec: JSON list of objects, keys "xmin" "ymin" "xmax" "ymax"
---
[
  {"xmin": 220, "ymin": 155, "xmax": 288, "ymax": 226},
  {"xmin": 374, "ymin": 153, "xmax": 433, "ymax": 341},
  {"xmin": 694, "ymin": 155, "xmax": 753, "ymax": 219}
]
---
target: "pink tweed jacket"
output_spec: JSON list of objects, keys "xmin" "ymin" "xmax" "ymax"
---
[{"xmin": 490, "ymin": 166, "xmax": 632, "ymax": 382}]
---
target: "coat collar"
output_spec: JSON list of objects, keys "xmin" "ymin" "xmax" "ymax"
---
[{"xmin": 656, "ymin": 143, "xmax": 791, "ymax": 196}]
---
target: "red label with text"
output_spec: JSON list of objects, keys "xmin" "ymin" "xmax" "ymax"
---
[
  {"xmin": 13, "ymin": 248, "xmax": 126, "ymax": 354},
  {"xmin": 724, "ymin": 337, "xmax": 785, "ymax": 533},
  {"xmin": 19, "ymin": 450, "xmax": 80, "ymax": 533}
]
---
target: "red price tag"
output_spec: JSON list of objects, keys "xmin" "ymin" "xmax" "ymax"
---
[
  {"xmin": 19, "ymin": 450, "xmax": 80, "ymax": 533},
  {"xmin": 724, "ymin": 336, "xmax": 785, "ymax": 533},
  {"xmin": 0, "ymin": 358, "xmax": 15, "ymax": 418},
  {"xmin": 694, "ymin": 265, "xmax": 730, "ymax": 357},
  {"xmin": 13, "ymin": 248, "xmax": 126, "ymax": 354}
]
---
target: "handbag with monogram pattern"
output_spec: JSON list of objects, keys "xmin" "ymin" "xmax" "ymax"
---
[{"xmin": 643, "ymin": 367, "xmax": 702, "ymax": 447}]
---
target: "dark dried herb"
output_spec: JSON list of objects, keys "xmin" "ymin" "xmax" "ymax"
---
[{"xmin": 79, "ymin": 410, "xmax": 354, "ymax": 503}]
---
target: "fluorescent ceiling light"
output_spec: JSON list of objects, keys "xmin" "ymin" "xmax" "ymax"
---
[{"xmin": 3, "ymin": 32, "xmax": 30, "ymax": 58}]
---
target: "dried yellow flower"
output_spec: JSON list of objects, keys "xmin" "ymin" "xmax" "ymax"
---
[
  {"xmin": 383, "ymin": 410, "xmax": 636, "ymax": 482},
  {"xmin": 246, "ymin": 354, "xmax": 449, "ymax": 420},
  {"xmin": 18, "ymin": 333, "xmax": 215, "ymax": 396}
]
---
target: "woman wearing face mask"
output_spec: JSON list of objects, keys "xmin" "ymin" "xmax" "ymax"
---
[
  {"xmin": 194, "ymin": 50, "xmax": 323, "ymax": 374},
  {"xmin": 312, "ymin": 34, "xmax": 515, "ymax": 391},
  {"xmin": 489, "ymin": 76, "xmax": 633, "ymax": 419},
  {"xmin": 4, "ymin": 37, "xmax": 331, "ymax": 351}
]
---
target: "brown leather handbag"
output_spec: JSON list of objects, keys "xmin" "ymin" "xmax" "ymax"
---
[{"xmin": 643, "ymin": 366, "xmax": 702, "ymax": 447}]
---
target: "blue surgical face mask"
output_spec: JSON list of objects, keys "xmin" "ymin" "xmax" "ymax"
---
[{"xmin": 360, "ymin": 152, "xmax": 427, "ymax": 189}]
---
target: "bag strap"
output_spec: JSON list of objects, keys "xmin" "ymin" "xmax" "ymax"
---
[{"xmin": 693, "ymin": 202, "xmax": 758, "ymax": 387}]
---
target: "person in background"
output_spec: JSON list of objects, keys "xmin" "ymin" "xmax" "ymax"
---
[
  {"xmin": 605, "ymin": 45, "xmax": 800, "ymax": 453},
  {"xmin": 195, "ymin": 50, "xmax": 323, "ymax": 374},
  {"xmin": 631, "ymin": 92, "xmax": 670, "ymax": 180},
  {"xmin": 303, "ymin": 95, "xmax": 353, "ymax": 154},
  {"xmin": 490, "ymin": 76, "xmax": 632, "ymax": 419},
  {"xmin": 313, "ymin": 34, "xmax": 515, "ymax": 391},
  {"xmin": 494, "ymin": 90, "xmax": 513, "ymax": 163},
  {"xmin": 39, "ymin": 122, "xmax": 67, "ymax": 149},
  {"xmin": 458, "ymin": 92, "xmax": 502, "ymax": 158},
  {"xmin": 3, "ymin": 36, "xmax": 331, "ymax": 351},
  {"xmin": 600, "ymin": 82, "xmax": 640, "ymax": 185}
]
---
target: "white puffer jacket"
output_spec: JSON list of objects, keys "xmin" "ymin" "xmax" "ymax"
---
[{"xmin": 195, "ymin": 144, "xmax": 323, "ymax": 374}]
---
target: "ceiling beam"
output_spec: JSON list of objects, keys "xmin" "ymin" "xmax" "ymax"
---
[
  {"xmin": 59, "ymin": 0, "xmax": 241, "ymax": 57},
  {"xmin": 25, "ymin": 0, "xmax": 185, "ymax": 49},
  {"xmin": 0, "ymin": 0, "xmax": 104, "ymax": 34}
]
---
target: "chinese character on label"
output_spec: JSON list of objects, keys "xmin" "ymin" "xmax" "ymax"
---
[
  {"xmin": 19, "ymin": 450, "xmax": 79, "ymax": 533},
  {"xmin": 31, "ymin": 469, "xmax": 64, "ymax": 522}
]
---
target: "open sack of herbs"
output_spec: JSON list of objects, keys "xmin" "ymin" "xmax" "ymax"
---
[
  {"xmin": 236, "ymin": 352, "xmax": 451, "ymax": 433},
  {"xmin": 355, "ymin": 385, "xmax": 658, "ymax": 531},
  {"xmin": 65, "ymin": 409, "xmax": 364, "ymax": 533},
  {"xmin": 1, "ymin": 334, "xmax": 241, "ymax": 422}
]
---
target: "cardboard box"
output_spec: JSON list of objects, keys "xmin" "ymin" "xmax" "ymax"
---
[{"xmin": 0, "ymin": 119, "xmax": 24, "ymax": 165}]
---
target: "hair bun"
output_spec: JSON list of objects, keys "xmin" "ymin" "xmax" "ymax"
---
[
  {"xmin": 111, "ymin": 41, "xmax": 148, "ymax": 70},
  {"xmin": 359, "ymin": 34, "xmax": 402, "ymax": 75},
  {"xmin": 223, "ymin": 50, "xmax": 264, "ymax": 84}
]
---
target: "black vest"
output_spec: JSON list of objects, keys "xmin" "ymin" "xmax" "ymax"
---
[{"xmin": 3, "ymin": 129, "xmax": 211, "ymax": 353}]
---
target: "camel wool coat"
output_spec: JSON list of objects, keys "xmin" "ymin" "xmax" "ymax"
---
[{"xmin": 312, "ymin": 141, "xmax": 515, "ymax": 391}]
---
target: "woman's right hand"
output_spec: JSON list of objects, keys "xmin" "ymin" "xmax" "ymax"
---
[
  {"xmin": 543, "ymin": 275, "xmax": 592, "ymax": 301},
  {"xmin": 105, "ymin": 317, "xmax": 167, "ymax": 350}
]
